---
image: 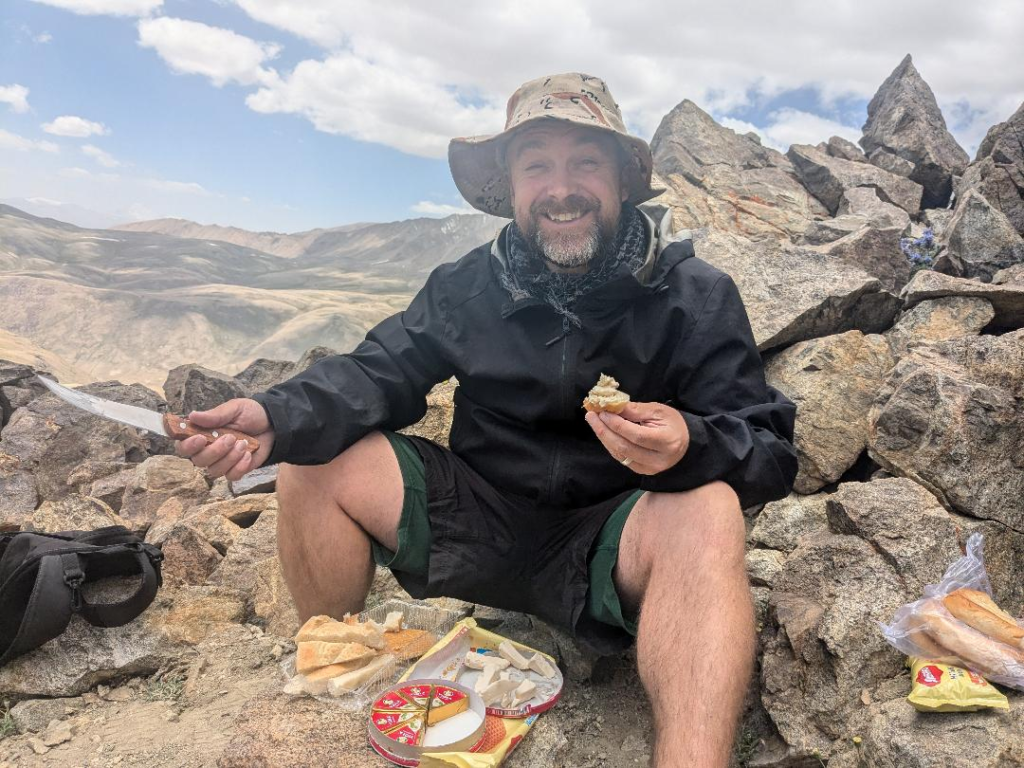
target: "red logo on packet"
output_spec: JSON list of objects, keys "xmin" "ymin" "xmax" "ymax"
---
[{"xmin": 916, "ymin": 665, "xmax": 943, "ymax": 687}]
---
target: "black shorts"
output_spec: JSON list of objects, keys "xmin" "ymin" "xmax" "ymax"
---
[{"xmin": 370, "ymin": 432, "xmax": 644, "ymax": 656}]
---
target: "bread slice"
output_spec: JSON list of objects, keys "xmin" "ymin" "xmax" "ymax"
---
[
  {"xmin": 296, "ymin": 641, "xmax": 378, "ymax": 674},
  {"xmin": 295, "ymin": 616, "xmax": 385, "ymax": 649},
  {"xmin": 918, "ymin": 600, "xmax": 1024, "ymax": 678},
  {"xmin": 326, "ymin": 653, "xmax": 395, "ymax": 696},
  {"xmin": 942, "ymin": 588, "xmax": 1024, "ymax": 650}
]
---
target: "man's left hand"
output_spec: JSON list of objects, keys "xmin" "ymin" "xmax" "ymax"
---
[{"xmin": 585, "ymin": 402, "xmax": 690, "ymax": 475}]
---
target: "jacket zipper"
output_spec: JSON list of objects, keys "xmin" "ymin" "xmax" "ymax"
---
[{"xmin": 547, "ymin": 315, "xmax": 573, "ymax": 505}]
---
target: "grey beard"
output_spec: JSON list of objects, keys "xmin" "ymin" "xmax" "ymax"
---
[{"xmin": 533, "ymin": 223, "xmax": 602, "ymax": 268}]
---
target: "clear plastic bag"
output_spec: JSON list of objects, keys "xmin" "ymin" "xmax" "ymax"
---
[{"xmin": 879, "ymin": 532, "xmax": 1024, "ymax": 691}]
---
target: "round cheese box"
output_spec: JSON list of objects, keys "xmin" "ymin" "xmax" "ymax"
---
[{"xmin": 368, "ymin": 678, "xmax": 486, "ymax": 765}]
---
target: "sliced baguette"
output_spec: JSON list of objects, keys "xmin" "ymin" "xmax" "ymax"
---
[
  {"xmin": 918, "ymin": 601, "xmax": 1024, "ymax": 678},
  {"xmin": 295, "ymin": 641, "xmax": 378, "ymax": 674},
  {"xmin": 295, "ymin": 617, "xmax": 385, "ymax": 649},
  {"xmin": 326, "ymin": 653, "xmax": 395, "ymax": 696},
  {"xmin": 942, "ymin": 588, "xmax": 1024, "ymax": 649}
]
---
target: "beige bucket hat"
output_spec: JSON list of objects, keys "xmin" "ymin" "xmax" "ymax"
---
[{"xmin": 448, "ymin": 72, "xmax": 660, "ymax": 218}]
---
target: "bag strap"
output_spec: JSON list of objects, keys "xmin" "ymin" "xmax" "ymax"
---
[
  {"xmin": 78, "ymin": 544, "xmax": 164, "ymax": 629},
  {"xmin": 0, "ymin": 552, "xmax": 78, "ymax": 667}
]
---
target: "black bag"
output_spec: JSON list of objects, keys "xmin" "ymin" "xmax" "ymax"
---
[{"xmin": 0, "ymin": 526, "xmax": 164, "ymax": 667}]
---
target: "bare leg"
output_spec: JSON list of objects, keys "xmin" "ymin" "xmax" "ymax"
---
[
  {"xmin": 275, "ymin": 432, "xmax": 405, "ymax": 622},
  {"xmin": 614, "ymin": 483, "xmax": 755, "ymax": 768}
]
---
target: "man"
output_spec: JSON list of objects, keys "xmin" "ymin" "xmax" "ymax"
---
[{"xmin": 177, "ymin": 73, "xmax": 797, "ymax": 766}]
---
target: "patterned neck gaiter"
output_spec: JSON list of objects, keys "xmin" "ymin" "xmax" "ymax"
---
[{"xmin": 501, "ymin": 203, "xmax": 647, "ymax": 328}]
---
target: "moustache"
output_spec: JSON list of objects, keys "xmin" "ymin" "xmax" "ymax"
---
[{"xmin": 530, "ymin": 194, "xmax": 600, "ymax": 218}]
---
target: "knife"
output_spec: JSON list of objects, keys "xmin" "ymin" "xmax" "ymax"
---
[{"xmin": 36, "ymin": 376, "xmax": 260, "ymax": 453}]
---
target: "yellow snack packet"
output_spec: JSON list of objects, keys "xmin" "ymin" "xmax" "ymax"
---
[{"xmin": 907, "ymin": 657, "xmax": 1009, "ymax": 712}]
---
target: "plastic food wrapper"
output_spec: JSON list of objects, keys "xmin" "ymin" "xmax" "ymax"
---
[
  {"xmin": 382, "ymin": 617, "xmax": 562, "ymax": 767},
  {"xmin": 879, "ymin": 533, "xmax": 1024, "ymax": 691},
  {"xmin": 906, "ymin": 657, "xmax": 1009, "ymax": 712}
]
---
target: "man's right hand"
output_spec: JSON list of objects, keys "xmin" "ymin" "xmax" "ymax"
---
[{"xmin": 174, "ymin": 398, "xmax": 275, "ymax": 481}]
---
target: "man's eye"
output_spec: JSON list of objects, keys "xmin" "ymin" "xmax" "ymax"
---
[
  {"xmin": 525, "ymin": 163, "xmax": 545, "ymax": 172},
  {"xmin": 579, "ymin": 158, "xmax": 600, "ymax": 168}
]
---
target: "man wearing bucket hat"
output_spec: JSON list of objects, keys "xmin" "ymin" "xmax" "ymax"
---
[{"xmin": 178, "ymin": 73, "xmax": 797, "ymax": 766}]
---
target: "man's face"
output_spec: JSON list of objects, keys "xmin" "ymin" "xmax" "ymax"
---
[{"xmin": 506, "ymin": 123, "xmax": 627, "ymax": 269}]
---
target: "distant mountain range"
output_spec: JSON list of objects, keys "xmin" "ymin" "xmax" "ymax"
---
[{"xmin": 0, "ymin": 204, "xmax": 504, "ymax": 392}]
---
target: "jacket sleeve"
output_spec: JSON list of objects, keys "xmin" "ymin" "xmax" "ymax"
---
[
  {"xmin": 638, "ymin": 273, "xmax": 798, "ymax": 508},
  {"xmin": 251, "ymin": 268, "xmax": 454, "ymax": 466}
]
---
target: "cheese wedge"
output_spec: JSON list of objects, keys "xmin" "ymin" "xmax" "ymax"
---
[
  {"xmin": 528, "ymin": 652, "xmax": 556, "ymax": 679},
  {"xmin": 498, "ymin": 640, "xmax": 530, "ymax": 670},
  {"xmin": 326, "ymin": 653, "xmax": 395, "ymax": 696},
  {"xmin": 295, "ymin": 616, "xmax": 385, "ymax": 649},
  {"xmin": 942, "ymin": 588, "xmax": 1024, "ymax": 649},
  {"xmin": 426, "ymin": 685, "xmax": 469, "ymax": 725},
  {"xmin": 295, "ymin": 641, "xmax": 377, "ymax": 674}
]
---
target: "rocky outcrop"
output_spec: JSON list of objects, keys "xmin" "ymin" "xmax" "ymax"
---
[
  {"xmin": 693, "ymin": 229, "xmax": 901, "ymax": 352},
  {"xmin": 787, "ymin": 143, "xmax": 924, "ymax": 215},
  {"xmin": 650, "ymin": 100, "xmax": 829, "ymax": 241},
  {"xmin": 938, "ymin": 189, "xmax": 1024, "ymax": 281},
  {"xmin": 901, "ymin": 269, "xmax": 1024, "ymax": 329},
  {"xmin": 163, "ymin": 364, "xmax": 250, "ymax": 415},
  {"xmin": 958, "ymin": 99, "xmax": 1024, "ymax": 236},
  {"xmin": 859, "ymin": 55, "xmax": 970, "ymax": 208},
  {"xmin": 765, "ymin": 331, "xmax": 893, "ymax": 493}
]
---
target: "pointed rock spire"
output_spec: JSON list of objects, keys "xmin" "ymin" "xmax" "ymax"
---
[{"xmin": 860, "ymin": 54, "xmax": 969, "ymax": 208}]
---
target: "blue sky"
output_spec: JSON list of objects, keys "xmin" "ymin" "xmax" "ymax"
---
[{"xmin": 1, "ymin": 0, "xmax": 1022, "ymax": 232}]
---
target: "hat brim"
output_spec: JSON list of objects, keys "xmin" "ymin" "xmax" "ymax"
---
[{"xmin": 448, "ymin": 116, "xmax": 662, "ymax": 219}]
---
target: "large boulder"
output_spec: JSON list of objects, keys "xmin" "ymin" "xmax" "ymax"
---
[
  {"xmin": 811, "ymin": 225, "xmax": 910, "ymax": 293},
  {"xmin": 650, "ymin": 100, "xmax": 828, "ymax": 241},
  {"xmin": 958, "ymin": 99, "xmax": 1024, "ymax": 236},
  {"xmin": 0, "ymin": 361, "xmax": 49, "ymax": 429},
  {"xmin": 205, "ymin": 496, "xmax": 279, "ymax": 604},
  {"xmin": 787, "ymin": 143, "xmax": 924, "ymax": 216},
  {"xmin": 765, "ymin": 331, "xmax": 893, "ymax": 493},
  {"xmin": 693, "ymin": 229, "xmax": 901, "ymax": 352},
  {"xmin": 859, "ymin": 55, "xmax": 970, "ymax": 209},
  {"xmin": 901, "ymin": 269, "xmax": 1024, "ymax": 330},
  {"xmin": 884, "ymin": 296, "xmax": 995, "ymax": 358},
  {"xmin": 233, "ymin": 357, "xmax": 293, "ymax": 393},
  {"xmin": 163, "ymin": 364, "xmax": 251, "ymax": 415},
  {"xmin": 868, "ymin": 330, "xmax": 1024, "ymax": 531},
  {"xmin": 939, "ymin": 189, "xmax": 1024, "ymax": 282},
  {"xmin": 118, "ymin": 454, "xmax": 211, "ymax": 532},
  {"xmin": 0, "ymin": 381, "xmax": 173, "ymax": 504},
  {"xmin": 0, "ymin": 452, "xmax": 36, "ymax": 530},
  {"xmin": 25, "ymin": 494, "xmax": 126, "ymax": 533},
  {"xmin": 758, "ymin": 478, "xmax": 965, "ymax": 760}
]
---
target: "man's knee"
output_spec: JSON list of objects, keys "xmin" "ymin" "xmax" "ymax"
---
[
  {"xmin": 637, "ymin": 482, "xmax": 745, "ymax": 564},
  {"xmin": 276, "ymin": 431, "xmax": 396, "ymax": 513}
]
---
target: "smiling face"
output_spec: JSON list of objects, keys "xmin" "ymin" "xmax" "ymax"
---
[{"xmin": 505, "ymin": 123, "xmax": 627, "ymax": 271}]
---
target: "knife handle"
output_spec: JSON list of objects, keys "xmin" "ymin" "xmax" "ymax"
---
[{"xmin": 162, "ymin": 413, "xmax": 260, "ymax": 453}]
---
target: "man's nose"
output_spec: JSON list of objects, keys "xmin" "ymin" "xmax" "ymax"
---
[{"xmin": 544, "ymin": 162, "xmax": 578, "ymax": 199}]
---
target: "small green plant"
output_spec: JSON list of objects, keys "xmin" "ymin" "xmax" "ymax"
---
[
  {"xmin": 899, "ymin": 227, "xmax": 938, "ymax": 275},
  {"xmin": 144, "ymin": 672, "xmax": 186, "ymax": 702},
  {"xmin": 734, "ymin": 724, "xmax": 761, "ymax": 765},
  {"xmin": 0, "ymin": 706, "xmax": 16, "ymax": 741}
]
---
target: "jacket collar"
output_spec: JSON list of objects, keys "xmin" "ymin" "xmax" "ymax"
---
[{"xmin": 491, "ymin": 208, "xmax": 693, "ymax": 318}]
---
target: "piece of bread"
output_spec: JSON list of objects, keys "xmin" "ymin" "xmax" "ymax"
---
[
  {"xmin": 295, "ymin": 641, "xmax": 378, "ymax": 674},
  {"xmin": 942, "ymin": 588, "xmax": 1024, "ymax": 650},
  {"xmin": 295, "ymin": 616, "xmax": 385, "ymax": 649},
  {"xmin": 582, "ymin": 373, "xmax": 630, "ymax": 414},
  {"xmin": 918, "ymin": 600, "xmax": 1024, "ymax": 678},
  {"xmin": 383, "ymin": 611, "xmax": 404, "ymax": 633},
  {"xmin": 304, "ymin": 656, "xmax": 372, "ymax": 682},
  {"xmin": 383, "ymin": 628, "xmax": 434, "ymax": 660},
  {"xmin": 903, "ymin": 613, "xmax": 959, "ymax": 663},
  {"xmin": 326, "ymin": 653, "xmax": 395, "ymax": 696}
]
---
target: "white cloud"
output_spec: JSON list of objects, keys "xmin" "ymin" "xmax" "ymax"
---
[
  {"xmin": 144, "ymin": 178, "xmax": 211, "ymax": 196},
  {"xmin": 0, "ymin": 85, "xmax": 30, "ymax": 113},
  {"xmin": 82, "ymin": 144, "xmax": 120, "ymax": 167},
  {"xmin": 722, "ymin": 108, "xmax": 862, "ymax": 154},
  {"xmin": 28, "ymin": 0, "xmax": 161, "ymax": 16},
  {"xmin": 222, "ymin": 0, "xmax": 1023, "ymax": 160},
  {"xmin": 0, "ymin": 129, "xmax": 60, "ymax": 153},
  {"xmin": 59, "ymin": 166, "xmax": 119, "ymax": 181},
  {"xmin": 42, "ymin": 115, "xmax": 110, "ymax": 138},
  {"xmin": 35, "ymin": 32, "xmax": 53, "ymax": 43},
  {"xmin": 246, "ymin": 53, "xmax": 503, "ymax": 158},
  {"xmin": 137, "ymin": 17, "xmax": 280, "ymax": 87},
  {"xmin": 411, "ymin": 200, "xmax": 476, "ymax": 217}
]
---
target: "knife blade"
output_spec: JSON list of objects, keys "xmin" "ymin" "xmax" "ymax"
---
[{"xmin": 36, "ymin": 376, "xmax": 260, "ymax": 453}]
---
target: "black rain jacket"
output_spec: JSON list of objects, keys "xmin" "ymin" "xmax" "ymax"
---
[{"xmin": 252, "ymin": 220, "xmax": 798, "ymax": 510}]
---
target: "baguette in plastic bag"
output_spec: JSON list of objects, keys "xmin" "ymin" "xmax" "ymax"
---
[{"xmin": 879, "ymin": 533, "xmax": 1024, "ymax": 691}]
